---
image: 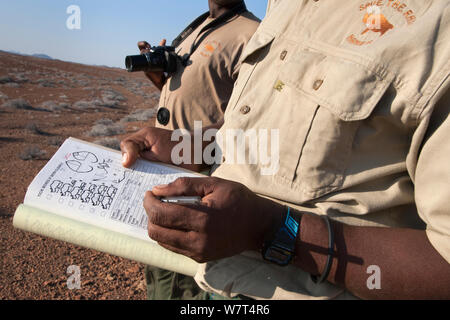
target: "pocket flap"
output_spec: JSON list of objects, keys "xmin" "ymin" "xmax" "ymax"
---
[
  {"xmin": 240, "ymin": 31, "xmax": 275, "ymax": 63},
  {"xmin": 282, "ymin": 50, "xmax": 393, "ymax": 121}
]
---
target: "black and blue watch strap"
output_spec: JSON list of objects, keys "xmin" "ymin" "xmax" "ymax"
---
[{"xmin": 262, "ymin": 207, "xmax": 301, "ymax": 266}]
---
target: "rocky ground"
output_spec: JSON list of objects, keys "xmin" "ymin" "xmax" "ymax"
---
[{"xmin": 0, "ymin": 51, "xmax": 160, "ymax": 299}]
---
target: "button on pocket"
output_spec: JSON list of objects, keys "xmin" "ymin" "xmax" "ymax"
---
[
  {"xmin": 240, "ymin": 105, "xmax": 251, "ymax": 115},
  {"xmin": 313, "ymin": 79, "xmax": 323, "ymax": 90}
]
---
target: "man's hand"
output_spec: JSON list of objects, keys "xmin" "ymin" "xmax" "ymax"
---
[
  {"xmin": 144, "ymin": 177, "xmax": 285, "ymax": 263},
  {"xmin": 138, "ymin": 39, "xmax": 167, "ymax": 90},
  {"xmin": 120, "ymin": 127, "xmax": 204, "ymax": 172},
  {"xmin": 121, "ymin": 126, "xmax": 174, "ymax": 168}
]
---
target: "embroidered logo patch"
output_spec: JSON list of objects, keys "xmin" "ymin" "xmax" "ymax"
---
[
  {"xmin": 361, "ymin": 7, "xmax": 394, "ymax": 36},
  {"xmin": 347, "ymin": 1, "xmax": 416, "ymax": 46},
  {"xmin": 200, "ymin": 40, "xmax": 221, "ymax": 57}
]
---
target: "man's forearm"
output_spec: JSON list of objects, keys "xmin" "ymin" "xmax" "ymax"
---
[{"xmin": 293, "ymin": 212, "xmax": 450, "ymax": 299}]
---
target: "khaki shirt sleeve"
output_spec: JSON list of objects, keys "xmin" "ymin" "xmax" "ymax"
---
[{"xmin": 415, "ymin": 88, "xmax": 450, "ymax": 264}]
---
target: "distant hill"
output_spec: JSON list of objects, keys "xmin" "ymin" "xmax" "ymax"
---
[
  {"xmin": 32, "ymin": 54, "xmax": 53, "ymax": 60},
  {"xmin": 0, "ymin": 50, "xmax": 122, "ymax": 68},
  {"xmin": 0, "ymin": 50, "xmax": 53, "ymax": 60}
]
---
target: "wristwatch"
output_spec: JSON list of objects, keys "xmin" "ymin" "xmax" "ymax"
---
[{"xmin": 262, "ymin": 207, "xmax": 301, "ymax": 266}]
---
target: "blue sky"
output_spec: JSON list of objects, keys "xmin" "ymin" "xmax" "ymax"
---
[{"xmin": 0, "ymin": 0, "xmax": 267, "ymax": 68}]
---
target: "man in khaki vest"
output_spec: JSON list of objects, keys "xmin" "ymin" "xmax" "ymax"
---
[
  {"xmin": 122, "ymin": 0, "xmax": 450, "ymax": 299},
  {"xmin": 139, "ymin": 0, "xmax": 259, "ymax": 131}
]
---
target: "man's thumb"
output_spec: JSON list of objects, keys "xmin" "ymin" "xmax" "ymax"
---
[{"xmin": 120, "ymin": 140, "xmax": 140, "ymax": 168}]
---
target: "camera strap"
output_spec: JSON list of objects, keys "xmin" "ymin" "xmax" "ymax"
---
[{"xmin": 171, "ymin": 2, "xmax": 247, "ymax": 63}]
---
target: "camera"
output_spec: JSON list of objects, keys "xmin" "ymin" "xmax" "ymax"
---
[{"xmin": 125, "ymin": 46, "xmax": 179, "ymax": 74}]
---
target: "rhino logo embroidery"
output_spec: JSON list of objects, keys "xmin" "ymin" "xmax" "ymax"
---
[
  {"xmin": 361, "ymin": 6, "xmax": 394, "ymax": 36},
  {"xmin": 347, "ymin": 5, "xmax": 399, "ymax": 46}
]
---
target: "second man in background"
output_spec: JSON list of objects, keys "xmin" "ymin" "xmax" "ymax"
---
[{"xmin": 139, "ymin": 0, "xmax": 259, "ymax": 131}]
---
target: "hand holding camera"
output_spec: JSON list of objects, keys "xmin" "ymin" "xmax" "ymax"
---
[{"xmin": 128, "ymin": 39, "xmax": 176, "ymax": 90}]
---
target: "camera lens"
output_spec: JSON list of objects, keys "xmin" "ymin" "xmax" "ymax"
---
[{"xmin": 125, "ymin": 55, "xmax": 150, "ymax": 72}]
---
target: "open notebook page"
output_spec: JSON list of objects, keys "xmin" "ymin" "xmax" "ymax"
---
[{"xmin": 24, "ymin": 138, "xmax": 200, "ymax": 242}]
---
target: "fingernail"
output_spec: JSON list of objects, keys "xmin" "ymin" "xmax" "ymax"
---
[
  {"xmin": 154, "ymin": 184, "xmax": 169, "ymax": 189},
  {"xmin": 122, "ymin": 153, "xmax": 128, "ymax": 164}
]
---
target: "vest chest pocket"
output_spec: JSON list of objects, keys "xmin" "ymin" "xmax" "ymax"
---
[
  {"xmin": 228, "ymin": 31, "xmax": 276, "ymax": 111},
  {"xmin": 275, "ymin": 49, "xmax": 393, "ymax": 200}
]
